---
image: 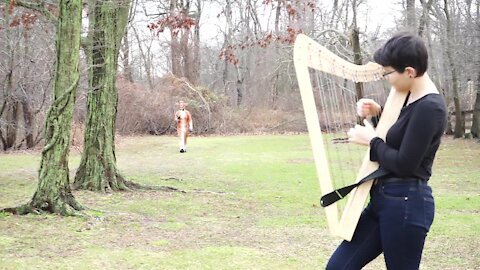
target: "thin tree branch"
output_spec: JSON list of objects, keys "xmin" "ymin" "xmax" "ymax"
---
[{"xmin": 12, "ymin": 0, "xmax": 58, "ymax": 23}]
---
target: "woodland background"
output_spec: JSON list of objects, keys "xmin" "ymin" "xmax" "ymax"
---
[{"xmin": 1, "ymin": 0, "xmax": 479, "ymax": 153}]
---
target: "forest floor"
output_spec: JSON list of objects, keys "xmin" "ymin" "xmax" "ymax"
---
[{"xmin": 0, "ymin": 135, "xmax": 479, "ymax": 269}]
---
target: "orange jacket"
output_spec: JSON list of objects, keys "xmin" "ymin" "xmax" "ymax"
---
[{"xmin": 175, "ymin": 109, "xmax": 193, "ymax": 132}]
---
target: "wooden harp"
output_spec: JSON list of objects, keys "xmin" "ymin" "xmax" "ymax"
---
[{"xmin": 293, "ymin": 34, "xmax": 407, "ymax": 241}]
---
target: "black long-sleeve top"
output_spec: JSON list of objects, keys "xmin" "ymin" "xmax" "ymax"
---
[{"xmin": 369, "ymin": 93, "xmax": 447, "ymax": 180}]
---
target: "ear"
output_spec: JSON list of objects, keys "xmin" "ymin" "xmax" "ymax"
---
[{"xmin": 405, "ymin": 67, "xmax": 417, "ymax": 78}]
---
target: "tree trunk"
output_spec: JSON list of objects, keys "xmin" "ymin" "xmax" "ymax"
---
[
  {"xmin": 223, "ymin": 0, "xmax": 233, "ymax": 98},
  {"xmin": 271, "ymin": 0, "xmax": 282, "ymax": 108},
  {"xmin": 443, "ymin": 0, "xmax": 464, "ymax": 138},
  {"xmin": 122, "ymin": 31, "xmax": 134, "ymax": 82},
  {"xmin": 235, "ymin": 65, "xmax": 244, "ymax": 107},
  {"xmin": 191, "ymin": 0, "xmax": 201, "ymax": 84},
  {"xmin": 350, "ymin": 27, "xmax": 364, "ymax": 99},
  {"xmin": 180, "ymin": 27, "xmax": 192, "ymax": 80},
  {"xmin": 350, "ymin": 0, "xmax": 364, "ymax": 103},
  {"xmin": 471, "ymin": 74, "xmax": 480, "ymax": 138},
  {"xmin": 0, "ymin": 101, "xmax": 7, "ymax": 150},
  {"xmin": 1, "ymin": 1, "xmax": 14, "ymax": 151},
  {"xmin": 5, "ymin": 101, "xmax": 20, "ymax": 149},
  {"xmin": 405, "ymin": 0, "xmax": 417, "ymax": 31},
  {"xmin": 2, "ymin": 11, "xmax": 19, "ymax": 151},
  {"xmin": 169, "ymin": 0, "xmax": 182, "ymax": 77},
  {"xmin": 471, "ymin": 2, "xmax": 480, "ymax": 138},
  {"xmin": 132, "ymin": 27, "xmax": 154, "ymax": 89},
  {"xmin": 21, "ymin": 29, "xmax": 35, "ymax": 149},
  {"xmin": 222, "ymin": 35, "xmax": 229, "ymax": 96},
  {"xmin": 171, "ymin": 36, "xmax": 182, "ymax": 77},
  {"xmin": 73, "ymin": 0, "xmax": 134, "ymax": 192},
  {"xmin": 21, "ymin": 98, "xmax": 35, "ymax": 149},
  {"xmin": 2, "ymin": 0, "xmax": 84, "ymax": 215},
  {"xmin": 418, "ymin": 0, "xmax": 433, "ymax": 37}
]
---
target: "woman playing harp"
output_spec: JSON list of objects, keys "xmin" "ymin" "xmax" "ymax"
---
[{"xmin": 326, "ymin": 33, "xmax": 447, "ymax": 269}]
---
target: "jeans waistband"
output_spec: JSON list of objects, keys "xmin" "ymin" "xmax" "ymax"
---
[{"xmin": 375, "ymin": 177, "xmax": 427, "ymax": 186}]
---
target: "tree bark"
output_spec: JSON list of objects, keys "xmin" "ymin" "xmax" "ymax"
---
[
  {"xmin": 350, "ymin": 0, "xmax": 364, "ymax": 101},
  {"xmin": 132, "ymin": 27, "xmax": 154, "ymax": 89},
  {"xmin": 418, "ymin": 0, "xmax": 433, "ymax": 37},
  {"xmin": 21, "ymin": 98, "xmax": 35, "ymax": 148},
  {"xmin": 443, "ymin": 0, "xmax": 464, "ymax": 138},
  {"xmin": 222, "ymin": 0, "xmax": 233, "ymax": 98},
  {"xmin": 235, "ymin": 65, "xmax": 244, "ymax": 107},
  {"xmin": 121, "ymin": 31, "xmax": 134, "ymax": 83},
  {"xmin": 405, "ymin": 0, "xmax": 417, "ymax": 31},
  {"xmin": 73, "ymin": 0, "xmax": 134, "ymax": 192},
  {"xmin": 469, "ymin": 1, "xmax": 479, "ymax": 138},
  {"xmin": 5, "ymin": 101, "xmax": 20, "ymax": 150},
  {"xmin": 191, "ymin": 0, "xmax": 201, "ymax": 84},
  {"xmin": 2, "ymin": 0, "xmax": 84, "ymax": 215},
  {"xmin": 180, "ymin": 25, "xmax": 192, "ymax": 80},
  {"xmin": 271, "ymin": 0, "xmax": 282, "ymax": 108},
  {"xmin": 1, "ymin": 6, "xmax": 19, "ymax": 151},
  {"xmin": 471, "ymin": 73, "xmax": 480, "ymax": 138},
  {"xmin": 170, "ymin": 0, "xmax": 182, "ymax": 77},
  {"xmin": 351, "ymin": 27, "xmax": 364, "ymax": 99},
  {"xmin": 20, "ymin": 30, "xmax": 36, "ymax": 149}
]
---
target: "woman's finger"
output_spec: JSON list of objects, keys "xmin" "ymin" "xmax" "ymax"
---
[{"xmin": 363, "ymin": 119, "xmax": 373, "ymax": 129}]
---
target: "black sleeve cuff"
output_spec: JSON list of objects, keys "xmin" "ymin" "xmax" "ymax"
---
[
  {"xmin": 370, "ymin": 106, "xmax": 383, "ymax": 128},
  {"xmin": 369, "ymin": 137, "xmax": 384, "ymax": 161}
]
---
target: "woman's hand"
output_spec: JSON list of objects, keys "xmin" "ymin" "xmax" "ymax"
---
[
  {"xmin": 356, "ymin": 98, "xmax": 381, "ymax": 118},
  {"xmin": 348, "ymin": 119, "xmax": 377, "ymax": 146}
]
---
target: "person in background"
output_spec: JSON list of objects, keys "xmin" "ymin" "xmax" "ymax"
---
[{"xmin": 174, "ymin": 100, "xmax": 193, "ymax": 153}]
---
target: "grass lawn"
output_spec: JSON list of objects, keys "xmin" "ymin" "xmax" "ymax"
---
[{"xmin": 0, "ymin": 135, "xmax": 479, "ymax": 269}]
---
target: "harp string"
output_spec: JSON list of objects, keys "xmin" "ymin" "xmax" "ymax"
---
[
  {"xmin": 328, "ymin": 74, "xmax": 345, "ymax": 184},
  {"xmin": 326, "ymin": 73, "xmax": 352, "ymax": 192},
  {"xmin": 311, "ymin": 69, "xmax": 357, "ymax": 211},
  {"xmin": 324, "ymin": 72, "xmax": 344, "ymax": 193},
  {"xmin": 338, "ymin": 76, "xmax": 361, "ymax": 181},
  {"xmin": 308, "ymin": 54, "xmax": 385, "ymax": 214},
  {"xmin": 313, "ymin": 70, "xmax": 336, "ymax": 189},
  {"xmin": 293, "ymin": 34, "xmax": 401, "ymax": 240}
]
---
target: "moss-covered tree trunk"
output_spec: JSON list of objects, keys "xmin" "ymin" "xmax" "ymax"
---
[
  {"xmin": 73, "ymin": 0, "xmax": 134, "ymax": 192},
  {"xmin": 2, "ymin": 0, "xmax": 83, "ymax": 215}
]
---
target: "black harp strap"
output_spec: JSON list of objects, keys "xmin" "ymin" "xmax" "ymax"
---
[{"xmin": 320, "ymin": 167, "xmax": 391, "ymax": 207}]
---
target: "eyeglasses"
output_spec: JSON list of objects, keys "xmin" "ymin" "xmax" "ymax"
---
[{"xmin": 382, "ymin": 70, "xmax": 396, "ymax": 78}]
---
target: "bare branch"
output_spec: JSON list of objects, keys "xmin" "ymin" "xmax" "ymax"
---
[{"xmin": 13, "ymin": 0, "xmax": 58, "ymax": 23}]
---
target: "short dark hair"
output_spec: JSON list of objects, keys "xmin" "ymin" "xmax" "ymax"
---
[{"xmin": 374, "ymin": 32, "xmax": 428, "ymax": 77}]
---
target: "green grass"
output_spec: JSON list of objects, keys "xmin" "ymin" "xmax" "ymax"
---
[{"xmin": 0, "ymin": 135, "xmax": 479, "ymax": 269}]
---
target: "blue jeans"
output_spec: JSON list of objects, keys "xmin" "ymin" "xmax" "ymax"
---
[{"xmin": 326, "ymin": 179, "xmax": 435, "ymax": 270}]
